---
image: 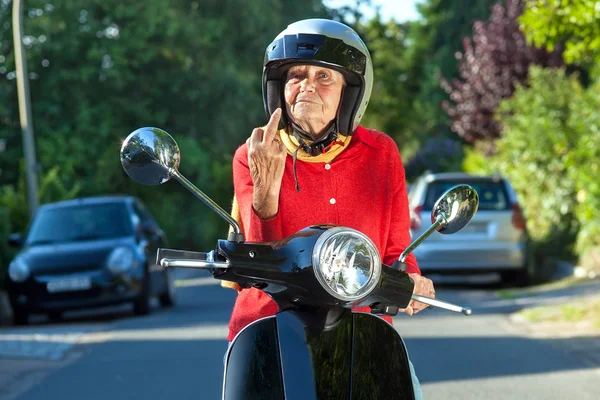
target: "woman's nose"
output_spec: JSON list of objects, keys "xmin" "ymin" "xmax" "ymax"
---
[{"xmin": 299, "ymin": 77, "xmax": 316, "ymax": 92}]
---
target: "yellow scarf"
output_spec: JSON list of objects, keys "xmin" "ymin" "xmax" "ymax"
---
[
  {"xmin": 221, "ymin": 128, "xmax": 352, "ymax": 291},
  {"xmin": 278, "ymin": 127, "xmax": 352, "ymax": 162}
]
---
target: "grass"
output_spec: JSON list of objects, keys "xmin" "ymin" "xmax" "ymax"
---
[
  {"xmin": 519, "ymin": 297, "xmax": 600, "ymax": 326},
  {"xmin": 496, "ymin": 276, "xmax": 585, "ymax": 300}
]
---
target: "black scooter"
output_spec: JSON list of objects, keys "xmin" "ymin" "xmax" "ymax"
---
[{"xmin": 120, "ymin": 127, "xmax": 479, "ymax": 399}]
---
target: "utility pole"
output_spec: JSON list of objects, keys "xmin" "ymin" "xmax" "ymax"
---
[{"xmin": 12, "ymin": 0, "xmax": 39, "ymax": 218}]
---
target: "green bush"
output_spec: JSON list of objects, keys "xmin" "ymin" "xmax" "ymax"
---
[
  {"xmin": 469, "ymin": 67, "xmax": 583, "ymax": 262},
  {"xmin": 0, "ymin": 164, "xmax": 81, "ymax": 234},
  {"xmin": 0, "ymin": 165, "xmax": 81, "ymax": 289},
  {"xmin": 462, "ymin": 142, "xmax": 497, "ymax": 175},
  {"xmin": 467, "ymin": 66, "xmax": 600, "ymax": 272},
  {"xmin": 493, "ymin": 67, "xmax": 581, "ymax": 259},
  {"xmin": 569, "ymin": 79, "xmax": 600, "ymax": 266},
  {"xmin": 0, "ymin": 207, "xmax": 14, "ymax": 289}
]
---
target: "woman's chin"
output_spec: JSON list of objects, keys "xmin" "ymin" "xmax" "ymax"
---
[{"xmin": 293, "ymin": 102, "xmax": 321, "ymax": 114}]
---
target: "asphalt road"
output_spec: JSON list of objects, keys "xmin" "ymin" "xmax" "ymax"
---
[{"xmin": 1, "ymin": 270, "xmax": 598, "ymax": 400}]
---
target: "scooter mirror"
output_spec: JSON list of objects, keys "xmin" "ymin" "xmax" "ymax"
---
[
  {"xmin": 120, "ymin": 127, "xmax": 180, "ymax": 186},
  {"xmin": 120, "ymin": 127, "xmax": 245, "ymax": 241},
  {"xmin": 432, "ymin": 184, "xmax": 479, "ymax": 234}
]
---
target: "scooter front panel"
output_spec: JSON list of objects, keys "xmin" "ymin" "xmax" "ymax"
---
[
  {"xmin": 225, "ymin": 311, "xmax": 415, "ymax": 400},
  {"xmin": 276, "ymin": 311, "xmax": 353, "ymax": 399},
  {"xmin": 351, "ymin": 313, "xmax": 415, "ymax": 399},
  {"xmin": 224, "ymin": 317, "xmax": 284, "ymax": 400}
]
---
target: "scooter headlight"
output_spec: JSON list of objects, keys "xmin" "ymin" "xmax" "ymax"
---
[{"xmin": 312, "ymin": 227, "xmax": 381, "ymax": 301}]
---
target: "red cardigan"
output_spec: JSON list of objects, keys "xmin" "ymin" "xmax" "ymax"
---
[{"xmin": 227, "ymin": 126, "xmax": 420, "ymax": 341}]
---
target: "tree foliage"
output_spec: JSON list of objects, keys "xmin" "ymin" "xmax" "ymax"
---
[
  {"xmin": 492, "ymin": 67, "xmax": 579, "ymax": 252},
  {"xmin": 520, "ymin": 0, "xmax": 600, "ymax": 69},
  {"xmin": 392, "ymin": 0, "xmax": 499, "ymax": 178},
  {"xmin": 332, "ymin": 1, "xmax": 500, "ymax": 158},
  {"xmin": 468, "ymin": 66, "xmax": 600, "ymax": 264},
  {"xmin": 0, "ymin": 0, "xmax": 328, "ymax": 253},
  {"xmin": 568, "ymin": 78, "xmax": 600, "ymax": 257},
  {"xmin": 357, "ymin": 18, "xmax": 414, "ymax": 148},
  {"xmin": 440, "ymin": 0, "xmax": 563, "ymax": 146},
  {"xmin": 404, "ymin": 0, "xmax": 498, "ymax": 141}
]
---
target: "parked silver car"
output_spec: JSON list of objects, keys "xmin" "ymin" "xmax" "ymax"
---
[{"xmin": 408, "ymin": 172, "xmax": 530, "ymax": 284}]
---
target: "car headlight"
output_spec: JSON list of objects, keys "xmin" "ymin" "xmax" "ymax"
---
[
  {"xmin": 312, "ymin": 227, "xmax": 381, "ymax": 301},
  {"xmin": 8, "ymin": 258, "xmax": 30, "ymax": 282},
  {"xmin": 106, "ymin": 247, "xmax": 137, "ymax": 274}
]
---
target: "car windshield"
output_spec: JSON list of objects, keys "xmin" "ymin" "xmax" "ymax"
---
[
  {"xmin": 26, "ymin": 202, "xmax": 133, "ymax": 245},
  {"xmin": 424, "ymin": 180, "xmax": 511, "ymax": 211}
]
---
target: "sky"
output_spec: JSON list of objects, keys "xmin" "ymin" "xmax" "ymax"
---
[{"xmin": 324, "ymin": 0, "xmax": 423, "ymax": 22}]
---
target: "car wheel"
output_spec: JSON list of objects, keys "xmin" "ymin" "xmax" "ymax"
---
[
  {"xmin": 159, "ymin": 268, "xmax": 176, "ymax": 307},
  {"xmin": 13, "ymin": 309, "xmax": 29, "ymax": 326},
  {"xmin": 133, "ymin": 268, "xmax": 151, "ymax": 316},
  {"xmin": 47, "ymin": 311, "xmax": 63, "ymax": 322},
  {"xmin": 501, "ymin": 268, "xmax": 530, "ymax": 287}
]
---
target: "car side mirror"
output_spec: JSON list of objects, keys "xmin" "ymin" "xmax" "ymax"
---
[
  {"xmin": 8, "ymin": 232, "xmax": 23, "ymax": 247},
  {"xmin": 139, "ymin": 221, "xmax": 158, "ymax": 236}
]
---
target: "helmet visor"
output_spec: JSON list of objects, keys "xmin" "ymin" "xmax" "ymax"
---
[{"xmin": 265, "ymin": 34, "xmax": 367, "ymax": 77}]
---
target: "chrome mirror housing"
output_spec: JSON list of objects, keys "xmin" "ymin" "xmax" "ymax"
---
[
  {"xmin": 120, "ymin": 127, "xmax": 180, "ymax": 186},
  {"xmin": 400, "ymin": 184, "xmax": 479, "ymax": 262},
  {"xmin": 432, "ymin": 184, "xmax": 479, "ymax": 234},
  {"xmin": 120, "ymin": 127, "xmax": 244, "ymax": 242}
]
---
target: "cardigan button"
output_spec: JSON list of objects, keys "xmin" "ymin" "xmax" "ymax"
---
[
  {"xmin": 329, "ymin": 198, "xmax": 336, "ymax": 205},
  {"xmin": 325, "ymin": 163, "xmax": 331, "ymax": 170}
]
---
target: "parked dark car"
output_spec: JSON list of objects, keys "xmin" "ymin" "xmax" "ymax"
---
[{"xmin": 6, "ymin": 196, "xmax": 176, "ymax": 325}]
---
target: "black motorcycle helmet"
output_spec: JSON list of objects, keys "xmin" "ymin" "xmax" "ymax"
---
[{"xmin": 262, "ymin": 19, "xmax": 374, "ymax": 156}]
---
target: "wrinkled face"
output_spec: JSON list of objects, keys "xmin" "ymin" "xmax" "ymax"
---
[{"xmin": 284, "ymin": 65, "xmax": 345, "ymax": 137}]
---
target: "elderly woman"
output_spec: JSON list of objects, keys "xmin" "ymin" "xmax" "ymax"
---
[{"xmin": 225, "ymin": 18, "xmax": 434, "ymax": 396}]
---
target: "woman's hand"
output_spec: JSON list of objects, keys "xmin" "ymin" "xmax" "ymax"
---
[
  {"xmin": 247, "ymin": 108, "xmax": 287, "ymax": 219},
  {"xmin": 400, "ymin": 273, "xmax": 435, "ymax": 316}
]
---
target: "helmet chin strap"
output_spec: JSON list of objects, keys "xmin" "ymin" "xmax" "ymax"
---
[
  {"xmin": 289, "ymin": 120, "xmax": 340, "ymax": 157},
  {"xmin": 288, "ymin": 118, "xmax": 342, "ymax": 193}
]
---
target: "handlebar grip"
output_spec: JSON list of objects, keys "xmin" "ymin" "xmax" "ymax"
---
[{"xmin": 156, "ymin": 248, "xmax": 210, "ymax": 266}]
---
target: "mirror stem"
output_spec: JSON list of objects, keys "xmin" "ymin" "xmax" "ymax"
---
[
  {"xmin": 399, "ymin": 213, "xmax": 447, "ymax": 262},
  {"xmin": 171, "ymin": 169, "xmax": 244, "ymax": 242}
]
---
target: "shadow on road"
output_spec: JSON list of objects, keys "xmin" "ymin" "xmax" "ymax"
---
[
  {"xmin": 15, "ymin": 337, "xmax": 229, "ymax": 400},
  {"xmin": 407, "ymin": 334, "xmax": 600, "ymax": 384}
]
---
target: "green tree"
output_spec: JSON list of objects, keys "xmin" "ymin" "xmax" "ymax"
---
[
  {"xmin": 520, "ymin": 0, "xmax": 600, "ymax": 71},
  {"xmin": 568, "ymin": 79, "xmax": 600, "ymax": 258},
  {"xmin": 330, "ymin": 1, "xmax": 497, "ymax": 162},
  {"xmin": 406, "ymin": 0, "xmax": 498, "ymax": 140},
  {"xmin": 484, "ymin": 66, "xmax": 582, "ymax": 260},
  {"xmin": 478, "ymin": 66, "xmax": 600, "ymax": 273},
  {"xmin": 0, "ymin": 205, "xmax": 10, "ymax": 288},
  {"xmin": 0, "ymin": 0, "xmax": 328, "ymax": 253},
  {"xmin": 358, "ymin": 18, "xmax": 414, "ymax": 149},
  {"xmin": 441, "ymin": 0, "xmax": 563, "ymax": 147},
  {"xmin": 392, "ymin": 0, "xmax": 500, "ymax": 179}
]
